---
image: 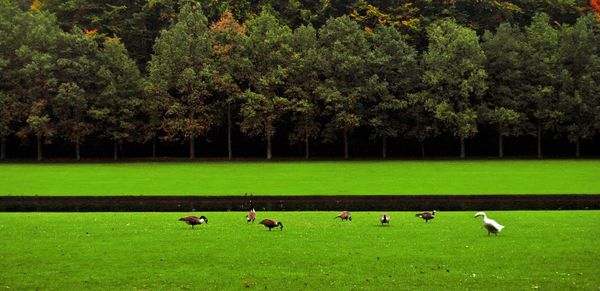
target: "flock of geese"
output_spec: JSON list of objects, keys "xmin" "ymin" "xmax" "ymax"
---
[{"xmin": 179, "ymin": 209, "xmax": 505, "ymax": 236}]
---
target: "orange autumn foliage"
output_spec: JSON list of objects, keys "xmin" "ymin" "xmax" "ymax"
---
[
  {"xmin": 29, "ymin": 0, "xmax": 42, "ymax": 12},
  {"xmin": 210, "ymin": 11, "xmax": 246, "ymax": 57},
  {"xmin": 592, "ymin": 0, "xmax": 600, "ymax": 19},
  {"xmin": 84, "ymin": 28, "xmax": 98, "ymax": 36}
]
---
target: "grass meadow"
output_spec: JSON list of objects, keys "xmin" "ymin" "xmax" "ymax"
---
[
  {"xmin": 1, "ymin": 160, "xmax": 600, "ymax": 195},
  {"xmin": 1, "ymin": 211, "xmax": 599, "ymax": 290}
]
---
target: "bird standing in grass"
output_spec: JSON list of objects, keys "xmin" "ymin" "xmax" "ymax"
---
[
  {"xmin": 179, "ymin": 215, "xmax": 208, "ymax": 229},
  {"xmin": 380, "ymin": 213, "xmax": 390, "ymax": 225},
  {"xmin": 247, "ymin": 208, "xmax": 257, "ymax": 223},
  {"xmin": 416, "ymin": 210, "xmax": 436, "ymax": 223},
  {"xmin": 474, "ymin": 212, "xmax": 504, "ymax": 236},
  {"xmin": 260, "ymin": 219, "xmax": 283, "ymax": 231},
  {"xmin": 336, "ymin": 211, "xmax": 352, "ymax": 221}
]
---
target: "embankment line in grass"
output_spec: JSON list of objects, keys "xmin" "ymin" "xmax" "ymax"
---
[{"xmin": 1, "ymin": 194, "xmax": 599, "ymax": 211}]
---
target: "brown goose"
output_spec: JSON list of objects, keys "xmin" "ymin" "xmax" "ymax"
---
[
  {"xmin": 259, "ymin": 219, "xmax": 283, "ymax": 231},
  {"xmin": 247, "ymin": 208, "xmax": 257, "ymax": 223},
  {"xmin": 179, "ymin": 215, "xmax": 208, "ymax": 229},
  {"xmin": 416, "ymin": 210, "xmax": 436, "ymax": 223},
  {"xmin": 335, "ymin": 211, "xmax": 352, "ymax": 221}
]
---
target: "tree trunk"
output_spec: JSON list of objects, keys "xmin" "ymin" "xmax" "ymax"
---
[
  {"xmin": 37, "ymin": 134, "xmax": 42, "ymax": 161},
  {"xmin": 343, "ymin": 128, "xmax": 349, "ymax": 160},
  {"xmin": 266, "ymin": 135, "xmax": 272, "ymax": 160},
  {"xmin": 227, "ymin": 103, "xmax": 232, "ymax": 161},
  {"xmin": 1, "ymin": 136, "xmax": 6, "ymax": 160},
  {"xmin": 190, "ymin": 134, "xmax": 195, "ymax": 159},
  {"xmin": 119, "ymin": 142, "xmax": 124, "ymax": 159},
  {"xmin": 575, "ymin": 137, "xmax": 580, "ymax": 158},
  {"xmin": 498, "ymin": 132, "xmax": 504, "ymax": 158},
  {"xmin": 304, "ymin": 132, "xmax": 309, "ymax": 159},
  {"xmin": 113, "ymin": 139, "xmax": 118, "ymax": 161},
  {"xmin": 152, "ymin": 138, "xmax": 156, "ymax": 159},
  {"xmin": 537, "ymin": 120, "xmax": 542, "ymax": 159},
  {"xmin": 382, "ymin": 136, "xmax": 387, "ymax": 159},
  {"xmin": 420, "ymin": 140, "xmax": 425, "ymax": 159},
  {"xmin": 459, "ymin": 137, "xmax": 465, "ymax": 159},
  {"xmin": 75, "ymin": 137, "xmax": 80, "ymax": 161}
]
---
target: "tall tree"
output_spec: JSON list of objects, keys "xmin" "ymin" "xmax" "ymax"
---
[
  {"xmin": 209, "ymin": 11, "xmax": 247, "ymax": 160},
  {"xmin": 420, "ymin": 18, "xmax": 487, "ymax": 158},
  {"xmin": 0, "ymin": 0, "xmax": 24, "ymax": 160},
  {"xmin": 52, "ymin": 83, "xmax": 90, "ymax": 160},
  {"xmin": 523, "ymin": 13, "xmax": 562, "ymax": 158},
  {"xmin": 239, "ymin": 9, "xmax": 292, "ymax": 160},
  {"xmin": 287, "ymin": 24, "xmax": 321, "ymax": 159},
  {"xmin": 557, "ymin": 14, "xmax": 600, "ymax": 157},
  {"xmin": 318, "ymin": 15, "xmax": 369, "ymax": 159},
  {"xmin": 367, "ymin": 25, "xmax": 418, "ymax": 158},
  {"xmin": 51, "ymin": 28, "xmax": 99, "ymax": 160},
  {"xmin": 148, "ymin": 3, "xmax": 216, "ymax": 159},
  {"xmin": 91, "ymin": 37, "xmax": 141, "ymax": 160},
  {"xmin": 13, "ymin": 9, "xmax": 63, "ymax": 161},
  {"xmin": 482, "ymin": 23, "xmax": 529, "ymax": 158}
]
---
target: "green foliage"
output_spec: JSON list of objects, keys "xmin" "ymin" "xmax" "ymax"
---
[
  {"xmin": 91, "ymin": 37, "xmax": 141, "ymax": 144},
  {"xmin": 481, "ymin": 23, "xmax": 528, "ymax": 137},
  {"xmin": 366, "ymin": 25, "xmax": 417, "ymax": 144},
  {"xmin": 556, "ymin": 14, "xmax": 600, "ymax": 146},
  {"xmin": 286, "ymin": 24, "xmax": 320, "ymax": 151},
  {"xmin": 318, "ymin": 16, "xmax": 369, "ymax": 157},
  {"xmin": 522, "ymin": 13, "xmax": 563, "ymax": 146},
  {"xmin": 12, "ymin": 9, "xmax": 63, "ymax": 148}
]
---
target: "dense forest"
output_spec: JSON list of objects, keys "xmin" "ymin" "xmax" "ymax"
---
[{"xmin": 1, "ymin": 0, "xmax": 600, "ymax": 160}]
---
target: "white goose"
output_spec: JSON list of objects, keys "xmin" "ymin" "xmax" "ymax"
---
[{"xmin": 474, "ymin": 212, "xmax": 504, "ymax": 236}]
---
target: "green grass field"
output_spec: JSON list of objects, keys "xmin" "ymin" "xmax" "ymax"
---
[
  {"xmin": 1, "ymin": 160, "xmax": 599, "ymax": 195},
  {"xmin": 1, "ymin": 211, "xmax": 598, "ymax": 289}
]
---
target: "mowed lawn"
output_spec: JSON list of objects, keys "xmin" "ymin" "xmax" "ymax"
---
[
  {"xmin": 0, "ymin": 211, "xmax": 598, "ymax": 290},
  {"xmin": 1, "ymin": 160, "xmax": 600, "ymax": 195}
]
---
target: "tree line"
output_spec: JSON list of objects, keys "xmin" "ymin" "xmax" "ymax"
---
[{"xmin": 1, "ymin": 1, "xmax": 599, "ymax": 160}]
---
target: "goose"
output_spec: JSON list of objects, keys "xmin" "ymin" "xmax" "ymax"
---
[
  {"xmin": 416, "ymin": 210, "xmax": 436, "ymax": 223},
  {"xmin": 179, "ymin": 215, "xmax": 208, "ymax": 229},
  {"xmin": 335, "ymin": 211, "xmax": 352, "ymax": 221},
  {"xmin": 247, "ymin": 208, "xmax": 257, "ymax": 223},
  {"xmin": 259, "ymin": 219, "xmax": 283, "ymax": 231},
  {"xmin": 380, "ymin": 213, "xmax": 390, "ymax": 225},
  {"xmin": 474, "ymin": 212, "xmax": 504, "ymax": 236}
]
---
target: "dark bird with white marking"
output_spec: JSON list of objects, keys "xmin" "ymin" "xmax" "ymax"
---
[
  {"xmin": 380, "ymin": 213, "xmax": 390, "ymax": 225},
  {"xmin": 416, "ymin": 210, "xmax": 436, "ymax": 223},
  {"xmin": 179, "ymin": 215, "xmax": 208, "ymax": 229},
  {"xmin": 259, "ymin": 219, "xmax": 283, "ymax": 231}
]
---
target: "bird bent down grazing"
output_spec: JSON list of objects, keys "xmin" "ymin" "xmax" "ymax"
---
[
  {"xmin": 179, "ymin": 215, "xmax": 208, "ymax": 229},
  {"xmin": 336, "ymin": 211, "xmax": 352, "ymax": 221},
  {"xmin": 380, "ymin": 213, "xmax": 390, "ymax": 225},
  {"xmin": 247, "ymin": 208, "xmax": 257, "ymax": 223},
  {"xmin": 416, "ymin": 210, "xmax": 436, "ymax": 223},
  {"xmin": 259, "ymin": 219, "xmax": 283, "ymax": 231},
  {"xmin": 474, "ymin": 212, "xmax": 504, "ymax": 236}
]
